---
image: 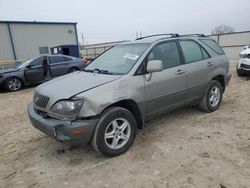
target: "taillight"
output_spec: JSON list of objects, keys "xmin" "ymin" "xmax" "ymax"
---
[{"xmin": 82, "ymin": 58, "xmax": 88, "ymax": 64}]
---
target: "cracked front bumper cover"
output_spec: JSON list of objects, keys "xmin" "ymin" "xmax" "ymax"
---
[{"xmin": 27, "ymin": 103, "xmax": 98, "ymax": 146}]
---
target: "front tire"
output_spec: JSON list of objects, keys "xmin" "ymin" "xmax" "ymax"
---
[
  {"xmin": 236, "ymin": 63, "xmax": 246, "ymax": 76},
  {"xmin": 237, "ymin": 68, "xmax": 245, "ymax": 76},
  {"xmin": 199, "ymin": 80, "xmax": 223, "ymax": 113},
  {"xmin": 5, "ymin": 77, "xmax": 23, "ymax": 92},
  {"xmin": 91, "ymin": 107, "xmax": 137, "ymax": 157}
]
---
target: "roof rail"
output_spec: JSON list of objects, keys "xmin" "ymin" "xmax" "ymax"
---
[
  {"xmin": 136, "ymin": 33, "xmax": 179, "ymax": 40},
  {"xmin": 178, "ymin": 34, "xmax": 206, "ymax": 37}
]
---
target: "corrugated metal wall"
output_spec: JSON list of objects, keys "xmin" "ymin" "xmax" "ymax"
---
[
  {"xmin": 81, "ymin": 46, "xmax": 113, "ymax": 59},
  {"xmin": 0, "ymin": 24, "xmax": 15, "ymax": 61},
  {"xmin": 210, "ymin": 31, "xmax": 250, "ymax": 60},
  {"xmin": 80, "ymin": 41, "xmax": 127, "ymax": 59},
  {"xmin": 0, "ymin": 23, "xmax": 77, "ymax": 61},
  {"xmin": 10, "ymin": 24, "xmax": 77, "ymax": 59},
  {"xmin": 81, "ymin": 32, "xmax": 250, "ymax": 60}
]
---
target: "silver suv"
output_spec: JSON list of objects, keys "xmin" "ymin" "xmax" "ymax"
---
[{"xmin": 28, "ymin": 34, "xmax": 231, "ymax": 157}]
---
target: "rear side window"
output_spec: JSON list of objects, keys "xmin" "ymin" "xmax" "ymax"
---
[
  {"xmin": 199, "ymin": 39, "xmax": 225, "ymax": 55},
  {"xmin": 50, "ymin": 56, "xmax": 66, "ymax": 64},
  {"xmin": 180, "ymin": 40, "xmax": 204, "ymax": 63}
]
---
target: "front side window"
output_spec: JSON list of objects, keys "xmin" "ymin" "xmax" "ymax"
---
[
  {"xmin": 148, "ymin": 41, "xmax": 181, "ymax": 69},
  {"xmin": 85, "ymin": 44, "xmax": 149, "ymax": 75},
  {"xmin": 180, "ymin": 40, "xmax": 210, "ymax": 63},
  {"xmin": 31, "ymin": 56, "xmax": 45, "ymax": 66}
]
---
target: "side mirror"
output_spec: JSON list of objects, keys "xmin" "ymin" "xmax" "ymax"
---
[
  {"xmin": 26, "ymin": 65, "xmax": 31, "ymax": 69},
  {"xmin": 146, "ymin": 60, "xmax": 163, "ymax": 73}
]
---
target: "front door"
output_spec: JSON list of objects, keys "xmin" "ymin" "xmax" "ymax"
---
[
  {"xmin": 144, "ymin": 40, "xmax": 187, "ymax": 118},
  {"xmin": 24, "ymin": 56, "xmax": 47, "ymax": 83}
]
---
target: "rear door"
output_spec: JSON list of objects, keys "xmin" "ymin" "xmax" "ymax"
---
[
  {"xmin": 144, "ymin": 40, "xmax": 187, "ymax": 118},
  {"xmin": 178, "ymin": 39, "xmax": 211, "ymax": 100},
  {"xmin": 49, "ymin": 56, "xmax": 72, "ymax": 77},
  {"xmin": 24, "ymin": 56, "xmax": 46, "ymax": 83}
]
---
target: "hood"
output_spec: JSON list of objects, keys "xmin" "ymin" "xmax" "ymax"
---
[
  {"xmin": 36, "ymin": 71, "xmax": 121, "ymax": 105},
  {"xmin": 240, "ymin": 48, "xmax": 250, "ymax": 55},
  {"xmin": 0, "ymin": 68, "xmax": 19, "ymax": 74}
]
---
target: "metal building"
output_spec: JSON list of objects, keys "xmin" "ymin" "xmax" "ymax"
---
[{"xmin": 0, "ymin": 21, "xmax": 79, "ymax": 61}]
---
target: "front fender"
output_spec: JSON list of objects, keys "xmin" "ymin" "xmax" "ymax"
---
[
  {"xmin": 2, "ymin": 71, "xmax": 26, "ymax": 86},
  {"xmin": 76, "ymin": 75, "xmax": 145, "ymax": 118}
]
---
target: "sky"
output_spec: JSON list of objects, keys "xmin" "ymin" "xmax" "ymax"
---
[{"xmin": 1, "ymin": 0, "xmax": 250, "ymax": 45}]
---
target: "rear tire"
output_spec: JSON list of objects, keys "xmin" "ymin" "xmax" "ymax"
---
[
  {"xmin": 199, "ymin": 80, "xmax": 223, "ymax": 113},
  {"xmin": 91, "ymin": 107, "xmax": 137, "ymax": 157},
  {"xmin": 5, "ymin": 77, "xmax": 23, "ymax": 92}
]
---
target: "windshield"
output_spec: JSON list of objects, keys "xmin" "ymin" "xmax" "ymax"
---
[
  {"xmin": 17, "ymin": 59, "xmax": 33, "ymax": 68},
  {"xmin": 85, "ymin": 44, "xmax": 149, "ymax": 75}
]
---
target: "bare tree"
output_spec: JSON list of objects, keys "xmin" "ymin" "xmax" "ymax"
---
[{"xmin": 212, "ymin": 25, "xmax": 235, "ymax": 34}]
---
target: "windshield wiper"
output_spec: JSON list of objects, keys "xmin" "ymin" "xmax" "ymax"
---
[
  {"xmin": 84, "ymin": 68, "xmax": 114, "ymax": 75},
  {"xmin": 81, "ymin": 68, "xmax": 92, "ymax": 72}
]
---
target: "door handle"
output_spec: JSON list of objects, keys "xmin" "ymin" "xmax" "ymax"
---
[
  {"xmin": 175, "ymin": 69, "xmax": 185, "ymax": 75},
  {"xmin": 207, "ymin": 62, "xmax": 214, "ymax": 67}
]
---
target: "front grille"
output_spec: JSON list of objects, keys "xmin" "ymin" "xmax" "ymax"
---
[
  {"xmin": 33, "ymin": 92, "xmax": 50, "ymax": 108},
  {"xmin": 241, "ymin": 64, "xmax": 250, "ymax": 69}
]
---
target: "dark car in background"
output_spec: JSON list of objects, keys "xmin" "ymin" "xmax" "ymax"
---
[{"xmin": 0, "ymin": 54, "xmax": 87, "ymax": 91}]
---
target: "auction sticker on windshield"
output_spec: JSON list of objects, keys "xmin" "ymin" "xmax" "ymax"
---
[{"xmin": 124, "ymin": 53, "xmax": 139, "ymax": 60}]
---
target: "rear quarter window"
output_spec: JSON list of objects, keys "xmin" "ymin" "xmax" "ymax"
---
[
  {"xmin": 199, "ymin": 39, "xmax": 225, "ymax": 55},
  {"xmin": 64, "ymin": 57, "xmax": 73, "ymax": 61}
]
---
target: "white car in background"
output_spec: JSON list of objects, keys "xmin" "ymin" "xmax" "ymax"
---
[{"xmin": 237, "ymin": 47, "xmax": 250, "ymax": 76}]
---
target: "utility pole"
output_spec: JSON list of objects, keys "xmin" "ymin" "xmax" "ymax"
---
[{"xmin": 81, "ymin": 33, "xmax": 84, "ymax": 47}]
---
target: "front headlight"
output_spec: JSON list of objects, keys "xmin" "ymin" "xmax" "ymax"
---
[{"xmin": 49, "ymin": 99, "xmax": 84, "ymax": 121}]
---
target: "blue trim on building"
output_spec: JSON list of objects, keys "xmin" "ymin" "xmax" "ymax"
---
[
  {"xmin": 0, "ymin": 20, "xmax": 77, "ymax": 25},
  {"xmin": 74, "ymin": 24, "xmax": 80, "ymax": 57},
  {"xmin": 7, "ymin": 23, "xmax": 17, "ymax": 60}
]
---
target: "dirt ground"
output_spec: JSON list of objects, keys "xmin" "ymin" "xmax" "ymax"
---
[{"xmin": 0, "ymin": 63, "xmax": 250, "ymax": 188}]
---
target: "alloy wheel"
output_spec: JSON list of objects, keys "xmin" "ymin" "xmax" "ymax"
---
[
  {"xmin": 104, "ymin": 118, "xmax": 131, "ymax": 150},
  {"xmin": 209, "ymin": 86, "xmax": 221, "ymax": 107},
  {"xmin": 8, "ymin": 78, "xmax": 21, "ymax": 91}
]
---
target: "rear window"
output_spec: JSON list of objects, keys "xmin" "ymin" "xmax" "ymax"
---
[{"xmin": 199, "ymin": 39, "xmax": 225, "ymax": 55}]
